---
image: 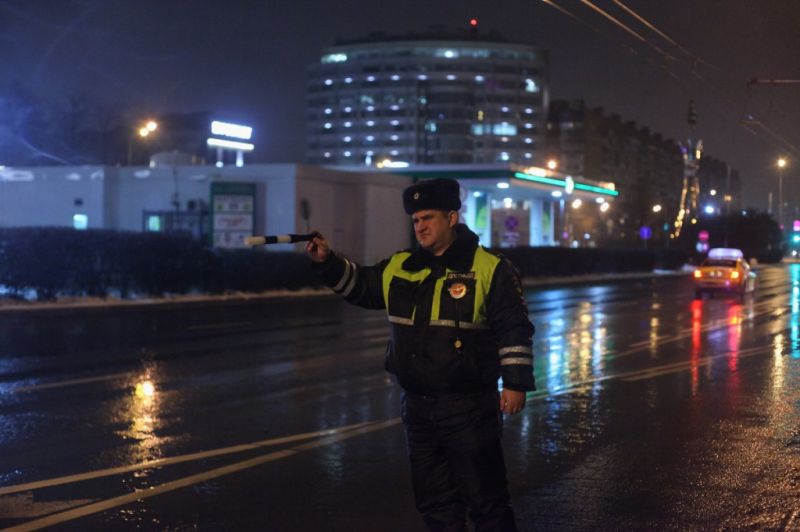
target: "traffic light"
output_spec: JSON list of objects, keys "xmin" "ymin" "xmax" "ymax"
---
[{"xmin": 687, "ymin": 100, "xmax": 698, "ymax": 127}]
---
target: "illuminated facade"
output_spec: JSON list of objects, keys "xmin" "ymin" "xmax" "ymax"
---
[
  {"xmin": 546, "ymin": 100, "xmax": 684, "ymax": 245},
  {"xmin": 306, "ymin": 32, "xmax": 548, "ymax": 166}
]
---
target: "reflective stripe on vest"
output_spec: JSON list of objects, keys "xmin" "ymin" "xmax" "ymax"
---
[{"xmin": 381, "ymin": 247, "xmax": 500, "ymax": 328}]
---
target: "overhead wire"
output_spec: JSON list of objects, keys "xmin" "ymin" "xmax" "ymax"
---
[
  {"xmin": 543, "ymin": 0, "xmax": 800, "ymax": 159},
  {"xmin": 609, "ymin": 0, "xmax": 800, "ymax": 154},
  {"xmin": 611, "ymin": 0, "xmax": 719, "ymax": 71},
  {"xmin": 539, "ymin": 0, "xmax": 688, "ymax": 94},
  {"xmin": 577, "ymin": 0, "xmax": 676, "ymax": 65}
]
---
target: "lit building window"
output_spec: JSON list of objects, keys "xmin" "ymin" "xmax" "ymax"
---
[
  {"xmin": 475, "ymin": 75, "xmax": 485, "ymax": 82},
  {"xmin": 390, "ymin": 134, "xmax": 399, "ymax": 141},
  {"xmin": 344, "ymin": 151, "xmax": 352, "ymax": 157},
  {"xmin": 366, "ymin": 135, "xmax": 375, "ymax": 141},
  {"xmin": 390, "ymin": 120, "xmax": 400, "ymax": 126},
  {"xmin": 324, "ymin": 79, "xmax": 333, "ymax": 86},
  {"xmin": 446, "ymin": 74, "xmax": 456, "ymax": 80},
  {"xmin": 343, "ymin": 136, "xmax": 352, "ymax": 142},
  {"xmin": 390, "ymin": 105, "xmax": 400, "ymax": 111},
  {"xmin": 500, "ymin": 152, "xmax": 510, "ymax": 161},
  {"xmin": 391, "ymin": 75, "xmax": 400, "ymax": 81},
  {"xmin": 366, "ymin": 106, "xmax": 375, "ymax": 111},
  {"xmin": 524, "ymin": 138, "xmax": 533, "ymax": 144},
  {"xmin": 344, "ymin": 77, "xmax": 353, "ymax": 84},
  {"xmin": 418, "ymin": 74, "xmax": 428, "ymax": 80},
  {"xmin": 321, "ymin": 53, "xmax": 347, "ymax": 63},
  {"xmin": 146, "ymin": 215, "xmax": 160, "ymax": 232},
  {"xmin": 324, "ymin": 152, "xmax": 331, "ymax": 158},
  {"xmin": 524, "ymin": 153, "xmax": 532, "ymax": 159},
  {"xmin": 324, "ymin": 123, "xmax": 332, "ymax": 129},
  {"xmin": 501, "ymin": 106, "xmax": 510, "ymax": 113},
  {"xmin": 525, "ymin": 79, "xmax": 538, "ymax": 92},
  {"xmin": 501, "ymin": 136, "xmax": 509, "ymax": 143},
  {"xmin": 324, "ymin": 108, "xmax": 332, "ymax": 114},
  {"xmin": 390, "ymin": 150, "xmax": 399, "ymax": 156},
  {"xmin": 524, "ymin": 123, "xmax": 533, "ymax": 129},
  {"xmin": 367, "ymin": 75, "xmax": 376, "ymax": 82},
  {"xmin": 73, "ymin": 214, "xmax": 88, "ymax": 229},
  {"xmin": 344, "ymin": 121, "xmax": 352, "ymax": 127},
  {"xmin": 524, "ymin": 108, "xmax": 533, "ymax": 114},
  {"xmin": 344, "ymin": 106, "xmax": 352, "ymax": 112},
  {"xmin": 367, "ymin": 120, "xmax": 375, "ymax": 126},
  {"xmin": 492, "ymin": 123, "xmax": 517, "ymax": 136},
  {"xmin": 471, "ymin": 124, "xmax": 485, "ymax": 135}
]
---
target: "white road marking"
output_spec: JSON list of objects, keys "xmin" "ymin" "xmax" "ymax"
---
[
  {"xmin": 2, "ymin": 419, "xmax": 401, "ymax": 531},
  {"xmin": 8, "ymin": 372, "xmax": 134, "ymax": 394},
  {"xmin": 186, "ymin": 321, "xmax": 252, "ymax": 331},
  {"xmin": 0, "ymin": 420, "xmax": 376, "ymax": 497},
  {"xmin": 0, "ymin": 493, "xmax": 95, "ymax": 519},
  {"xmin": 620, "ymin": 345, "xmax": 770, "ymax": 382}
]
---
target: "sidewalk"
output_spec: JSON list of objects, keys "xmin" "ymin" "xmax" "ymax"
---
[{"xmin": 0, "ymin": 269, "xmax": 693, "ymax": 315}]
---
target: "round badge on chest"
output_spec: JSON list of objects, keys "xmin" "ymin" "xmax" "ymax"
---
[{"xmin": 448, "ymin": 282, "xmax": 467, "ymax": 299}]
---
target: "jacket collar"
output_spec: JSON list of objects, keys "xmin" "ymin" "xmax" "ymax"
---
[{"xmin": 402, "ymin": 224, "xmax": 479, "ymax": 272}]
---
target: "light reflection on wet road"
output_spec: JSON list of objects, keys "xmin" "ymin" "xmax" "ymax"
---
[{"xmin": 2, "ymin": 265, "xmax": 800, "ymax": 530}]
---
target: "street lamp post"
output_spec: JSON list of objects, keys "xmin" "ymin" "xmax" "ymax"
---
[
  {"xmin": 778, "ymin": 157, "xmax": 787, "ymax": 228},
  {"xmin": 127, "ymin": 120, "xmax": 159, "ymax": 165}
]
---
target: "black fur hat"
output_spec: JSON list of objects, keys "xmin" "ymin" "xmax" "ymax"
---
[{"xmin": 402, "ymin": 178, "xmax": 462, "ymax": 215}]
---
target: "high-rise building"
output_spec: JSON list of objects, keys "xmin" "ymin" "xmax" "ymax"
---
[
  {"xmin": 306, "ymin": 30, "xmax": 548, "ymax": 167},
  {"xmin": 546, "ymin": 100, "xmax": 685, "ymax": 245}
]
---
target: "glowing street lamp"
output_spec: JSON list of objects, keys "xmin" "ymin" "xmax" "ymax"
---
[
  {"xmin": 128, "ymin": 119, "xmax": 159, "ymax": 165},
  {"xmin": 546, "ymin": 159, "xmax": 558, "ymax": 171},
  {"xmin": 778, "ymin": 157, "xmax": 788, "ymax": 226},
  {"xmin": 652, "ymin": 204, "xmax": 662, "ymax": 213}
]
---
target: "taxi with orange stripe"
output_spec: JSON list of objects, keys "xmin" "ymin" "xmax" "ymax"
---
[{"xmin": 693, "ymin": 248, "xmax": 756, "ymax": 298}]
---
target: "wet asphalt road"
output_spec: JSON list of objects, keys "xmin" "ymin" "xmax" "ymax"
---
[{"xmin": 1, "ymin": 264, "xmax": 800, "ymax": 531}]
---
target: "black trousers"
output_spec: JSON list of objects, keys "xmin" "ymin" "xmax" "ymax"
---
[{"xmin": 401, "ymin": 391, "xmax": 519, "ymax": 532}]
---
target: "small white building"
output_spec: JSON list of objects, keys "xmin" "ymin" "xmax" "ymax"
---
[
  {"xmin": 0, "ymin": 163, "xmax": 411, "ymax": 264},
  {"xmin": 0, "ymin": 162, "xmax": 617, "ymax": 261}
]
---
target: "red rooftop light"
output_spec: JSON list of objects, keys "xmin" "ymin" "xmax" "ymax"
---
[{"xmin": 469, "ymin": 18, "xmax": 478, "ymax": 27}]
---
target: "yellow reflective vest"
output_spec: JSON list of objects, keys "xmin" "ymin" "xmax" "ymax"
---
[{"xmin": 313, "ymin": 224, "xmax": 535, "ymax": 394}]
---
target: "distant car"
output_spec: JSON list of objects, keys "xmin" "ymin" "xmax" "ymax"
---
[{"xmin": 693, "ymin": 248, "xmax": 756, "ymax": 298}]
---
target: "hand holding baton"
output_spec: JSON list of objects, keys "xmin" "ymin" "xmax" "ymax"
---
[{"xmin": 244, "ymin": 232, "xmax": 321, "ymax": 246}]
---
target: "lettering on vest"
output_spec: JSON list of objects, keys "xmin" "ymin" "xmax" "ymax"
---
[{"xmin": 446, "ymin": 272, "xmax": 475, "ymax": 280}]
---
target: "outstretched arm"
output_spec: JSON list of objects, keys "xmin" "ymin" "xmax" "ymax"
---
[{"xmin": 307, "ymin": 232, "xmax": 387, "ymax": 310}]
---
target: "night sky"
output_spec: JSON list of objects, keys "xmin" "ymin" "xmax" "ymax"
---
[{"xmin": 2, "ymin": 0, "xmax": 799, "ymax": 211}]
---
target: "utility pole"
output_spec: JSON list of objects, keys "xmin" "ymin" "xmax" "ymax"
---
[{"xmin": 673, "ymin": 100, "xmax": 702, "ymax": 238}]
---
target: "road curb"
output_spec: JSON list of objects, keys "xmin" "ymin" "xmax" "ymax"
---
[{"xmin": 0, "ymin": 270, "xmax": 692, "ymax": 315}]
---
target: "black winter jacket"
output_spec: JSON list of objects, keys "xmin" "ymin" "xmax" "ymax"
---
[{"xmin": 312, "ymin": 224, "xmax": 535, "ymax": 394}]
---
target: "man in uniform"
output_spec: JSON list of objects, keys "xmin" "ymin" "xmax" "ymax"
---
[{"xmin": 306, "ymin": 178, "xmax": 535, "ymax": 532}]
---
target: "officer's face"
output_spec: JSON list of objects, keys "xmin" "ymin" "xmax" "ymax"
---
[{"xmin": 412, "ymin": 209, "xmax": 457, "ymax": 256}]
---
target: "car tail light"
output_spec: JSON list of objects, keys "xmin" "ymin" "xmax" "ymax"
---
[
  {"xmin": 693, "ymin": 270, "xmax": 702, "ymax": 278},
  {"xmin": 730, "ymin": 271, "xmax": 740, "ymax": 279}
]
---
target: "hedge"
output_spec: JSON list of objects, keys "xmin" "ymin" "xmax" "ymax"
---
[
  {"xmin": 0, "ymin": 227, "xmax": 320, "ymax": 301},
  {"xmin": 0, "ymin": 228, "xmax": 690, "ymax": 301},
  {"xmin": 493, "ymin": 246, "xmax": 688, "ymax": 278}
]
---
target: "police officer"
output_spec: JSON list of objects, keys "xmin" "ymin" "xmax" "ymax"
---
[{"xmin": 307, "ymin": 178, "xmax": 535, "ymax": 532}]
